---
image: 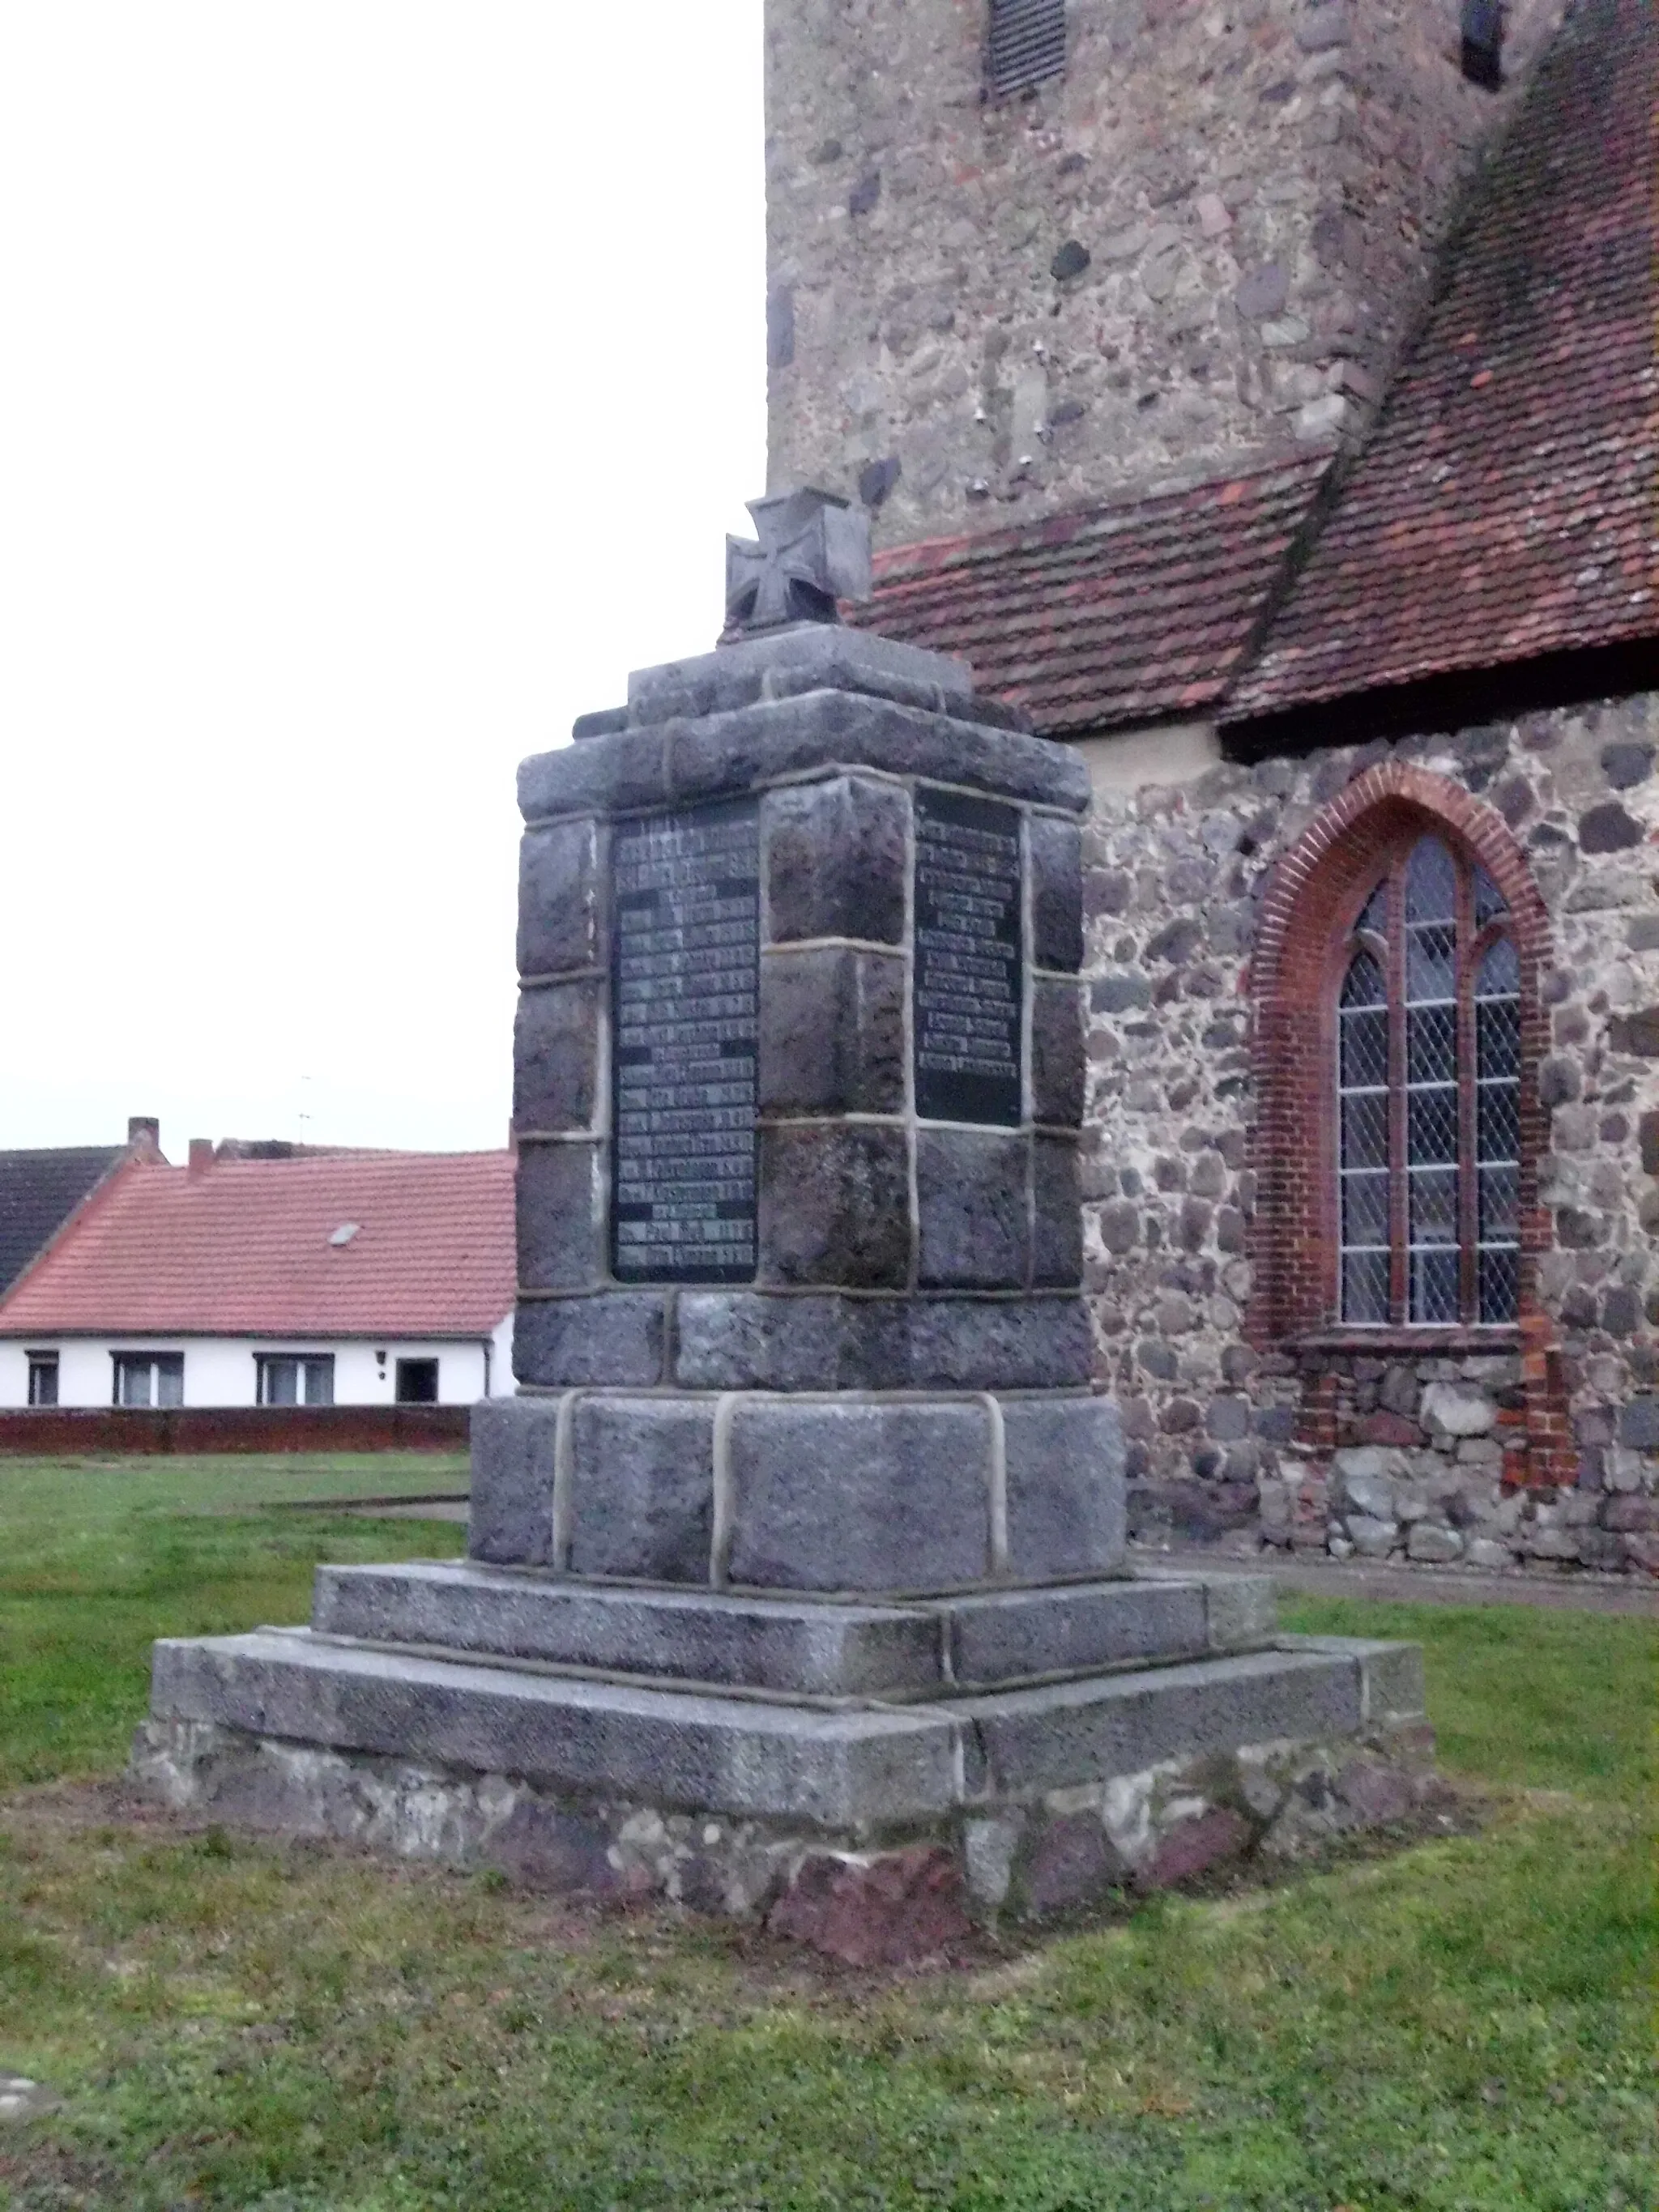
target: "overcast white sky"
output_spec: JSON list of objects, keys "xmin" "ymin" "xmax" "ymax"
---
[{"xmin": 0, "ymin": 2, "xmax": 766, "ymax": 1156}]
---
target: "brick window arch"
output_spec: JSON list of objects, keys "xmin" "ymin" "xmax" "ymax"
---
[
  {"xmin": 1337, "ymin": 830, "xmax": 1521, "ymax": 1327},
  {"xmin": 1249, "ymin": 763, "xmax": 1551, "ymax": 1351}
]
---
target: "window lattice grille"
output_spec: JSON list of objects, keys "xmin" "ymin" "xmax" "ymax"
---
[
  {"xmin": 987, "ymin": 0, "xmax": 1066, "ymax": 97},
  {"xmin": 1337, "ymin": 835, "xmax": 1520, "ymax": 1327},
  {"xmin": 1338, "ymin": 940, "xmax": 1389, "ymax": 1324},
  {"xmin": 1404, "ymin": 839, "xmax": 1459, "ymax": 1323},
  {"xmin": 1474, "ymin": 935, "xmax": 1521, "ymax": 1324}
]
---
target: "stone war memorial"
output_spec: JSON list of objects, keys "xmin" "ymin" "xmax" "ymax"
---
[{"xmin": 135, "ymin": 493, "xmax": 1435, "ymax": 1959}]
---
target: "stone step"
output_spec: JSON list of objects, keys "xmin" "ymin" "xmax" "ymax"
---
[
  {"xmin": 310, "ymin": 1562, "xmax": 1277, "ymax": 1698},
  {"xmin": 149, "ymin": 1626, "xmax": 1422, "ymax": 1831}
]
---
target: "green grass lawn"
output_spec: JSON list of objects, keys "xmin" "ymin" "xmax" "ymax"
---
[
  {"xmin": 1, "ymin": 1455, "xmax": 1654, "ymax": 2211},
  {"xmin": 0, "ymin": 1455, "xmax": 468, "ymax": 1794}
]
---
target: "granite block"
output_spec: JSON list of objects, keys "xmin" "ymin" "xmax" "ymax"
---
[
  {"xmin": 1020, "ymin": 1813, "xmax": 1128, "ymax": 1912},
  {"xmin": 518, "ymin": 726, "xmax": 672, "ymax": 822},
  {"xmin": 148, "ymin": 1631, "xmax": 965, "ymax": 1826},
  {"xmin": 757, "ymin": 1123, "xmax": 911, "ymax": 1288},
  {"xmin": 663, "ymin": 690, "xmax": 1091, "ymax": 816},
  {"xmin": 314, "ymin": 1563, "xmax": 1260, "ymax": 1698},
  {"xmin": 467, "ymin": 1397, "xmax": 561, "ymax": 1566},
  {"xmin": 1030, "ymin": 977, "xmax": 1085, "ymax": 1127},
  {"xmin": 1356, "ymin": 1638, "xmax": 1427, "ymax": 1723},
  {"xmin": 769, "ymin": 1841, "xmax": 973, "ymax": 1963},
  {"xmin": 570, "ymin": 707, "xmax": 629, "ymax": 741},
  {"xmin": 313, "ymin": 1562, "xmax": 946, "ymax": 1697},
  {"xmin": 1001, "ymin": 1396, "xmax": 1127, "ymax": 1580},
  {"xmin": 517, "ymin": 816, "xmax": 602, "ymax": 978},
  {"xmin": 514, "ymin": 979, "xmax": 602, "ymax": 1133},
  {"xmin": 762, "ymin": 776, "xmax": 909, "ymax": 946},
  {"xmin": 727, "ymin": 1399, "xmax": 993, "ymax": 1592},
  {"xmin": 568, "ymin": 1396, "xmax": 715, "ymax": 1583},
  {"xmin": 1028, "ymin": 816, "xmax": 1085, "ymax": 972},
  {"xmin": 855, "ymin": 1294, "xmax": 1094, "ymax": 1389},
  {"xmin": 516, "ymin": 1141, "xmax": 604, "ymax": 1292},
  {"xmin": 510, "ymin": 1292, "xmax": 667, "ymax": 1387},
  {"xmin": 917, "ymin": 1128, "xmax": 1030, "ymax": 1289},
  {"xmin": 970, "ymin": 1647, "xmax": 1365, "ymax": 1798},
  {"xmin": 674, "ymin": 1292, "xmax": 1094, "ymax": 1392},
  {"xmin": 483, "ymin": 1801, "xmax": 616, "ymax": 1890},
  {"xmin": 1030, "ymin": 1135, "xmax": 1083, "ymax": 1286},
  {"xmin": 948, "ymin": 1579, "xmax": 1205, "ymax": 1686},
  {"xmin": 758, "ymin": 945, "xmax": 905, "ymax": 1114},
  {"xmin": 674, "ymin": 1292, "xmax": 849, "ymax": 1389},
  {"xmin": 626, "ymin": 626, "xmax": 978, "ymax": 727},
  {"xmin": 1291, "ymin": 1635, "xmax": 1427, "ymax": 1724},
  {"xmin": 1201, "ymin": 1574, "xmax": 1278, "ymax": 1653}
]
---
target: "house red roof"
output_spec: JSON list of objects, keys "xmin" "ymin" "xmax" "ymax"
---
[
  {"xmin": 1228, "ymin": 0, "xmax": 1657, "ymax": 722},
  {"xmin": 853, "ymin": 459, "xmax": 1328, "ymax": 737},
  {"xmin": 0, "ymin": 1149, "xmax": 515, "ymax": 1338}
]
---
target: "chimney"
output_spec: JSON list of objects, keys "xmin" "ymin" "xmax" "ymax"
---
[
  {"xmin": 186, "ymin": 1137, "xmax": 215, "ymax": 1181},
  {"xmin": 127, "ymin": 1115, "xmax": 161, "ymax": 1158}
]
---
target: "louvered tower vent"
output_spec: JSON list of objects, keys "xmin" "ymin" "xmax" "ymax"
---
[
  {"xmin": 1461, "ymin": 0, "xmax": 1503, "ymax": 86},
  {"xmin": 987, "ymin": 0, "xmax": 1066, "ymax": 97}
]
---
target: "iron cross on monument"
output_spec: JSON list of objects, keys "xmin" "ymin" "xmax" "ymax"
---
[{"xmin": 723, "ymin": 487, "xmax": 872, "ymax": 634}]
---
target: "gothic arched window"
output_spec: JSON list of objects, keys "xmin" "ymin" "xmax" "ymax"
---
[{"xmin": 1337, "ymin": 833, "xmax": 1520, "ymax": 1327}]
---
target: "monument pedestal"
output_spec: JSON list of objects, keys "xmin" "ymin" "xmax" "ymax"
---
[
  {"xmin": 138, "ymin": 608, "xmax": 1434, "ymax": 1956},
  {"xmin": 138, "ymin": 1558, "xmax": 1434, "ymax": 1946},
  {"xmin": 499, "ymin": 619, "xmax": 1116, "ymax": 1598}
]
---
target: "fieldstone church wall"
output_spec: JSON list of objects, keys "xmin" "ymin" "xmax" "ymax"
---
[
  {"xmin": 1081, "ymin": 692, "xmax": 1659, "ymax": 1572},
  {"xmin": 765, "ymin": 0, "xmax": 1563, "ymax": 544}
]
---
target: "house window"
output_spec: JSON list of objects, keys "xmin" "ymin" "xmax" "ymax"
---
[
  {"xmin": 256, "ymin": 1353, "xmax": 335, "ymax": 1407},
  {"xmin": 113, "ymin": 1352, "xmax": 185, "ymax": 1408},
  {"xmin": 26, "ymin": 1352, "xmax": 59, "ymax": 1408},
  {"xmin": 987, "ymin": 0, "xmax": 1065, "ymax": 98},
  {"xmin": 394, "ymin": 1357, "xmax": 439, "ymax": 1404},
  {"xmin": 1337, "ymin": 833, "xmax": 1520, "ymax": 1327}
]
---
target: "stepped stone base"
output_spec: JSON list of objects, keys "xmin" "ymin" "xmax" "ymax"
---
[
  {"xmin": 307, "ymin": 1558, "xmax": 1277, "ymax": 1695},
  {"xmin": 131, "ymin": 1707, "xmax": 1439, "ymax": 1950},
  {"xmin": 134, "ymin": 1562, "xmax": 1435, "ymax": 1956}
]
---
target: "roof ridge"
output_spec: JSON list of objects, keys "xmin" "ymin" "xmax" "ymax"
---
[
  {"xmin": 0, "ymin": 1144, "xmax": 124, "ymax": 1163},
  {"xmin": 134, "ymin": 1147, "xmax": 514, "ymax": 1173}
]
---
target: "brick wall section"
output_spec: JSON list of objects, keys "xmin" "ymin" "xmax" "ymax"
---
[
  {"xmin": 0, "ymin": 1406, "xmax": 470, "ymax": 1456},
  {"xmin": 764, "ymin": 0, "xmax": 1563, "ymax": 546},
  {"xmin": 1081, "ymin": 693, "xmax": 1659, "ymax": 1572}
]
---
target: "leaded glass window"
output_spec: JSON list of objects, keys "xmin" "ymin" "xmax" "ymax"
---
[{"xmin": 1336, "ymin": 836, "xmax": 1520, "ymax": 1326}]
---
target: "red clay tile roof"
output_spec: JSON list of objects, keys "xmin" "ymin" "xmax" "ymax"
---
[
  {"xmin": 1228, "ymin": 0, "xmax": 1658, "ymax": 722},
  {"xmin": 0, "ymin": 1151, "xmax": 514, "ymax": 1338},
  {"xmin": 852, "ymin": 459, "xmax": 1329, "ymax": 736}
]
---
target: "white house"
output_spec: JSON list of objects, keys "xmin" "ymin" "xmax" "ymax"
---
[{"xmin": 0, "ymin": 1137, "xmax": 514, "ymax": 1409}]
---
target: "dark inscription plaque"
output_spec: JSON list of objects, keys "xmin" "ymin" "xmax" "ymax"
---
[
  {"xmin": 914, "ymin": 787, "xmax": 1023, "ymax": 1126},
  {"xmin": 612, "ymin": 800, "xmax": 759, "ymax": 1282}
]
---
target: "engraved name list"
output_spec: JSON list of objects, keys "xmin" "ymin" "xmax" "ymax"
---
[
  {"xmin": 914, "ymin": 788, "xmax": 1024, "ymax": 1127},
  {"xmin": 612, "ymin": 801, "xmax": 760, "ymax": 1282}
]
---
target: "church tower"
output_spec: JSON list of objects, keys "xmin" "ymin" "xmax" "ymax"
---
[{"xmin": 764, "ymin": 0, "xmax": 1565, "ymax": 546}]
